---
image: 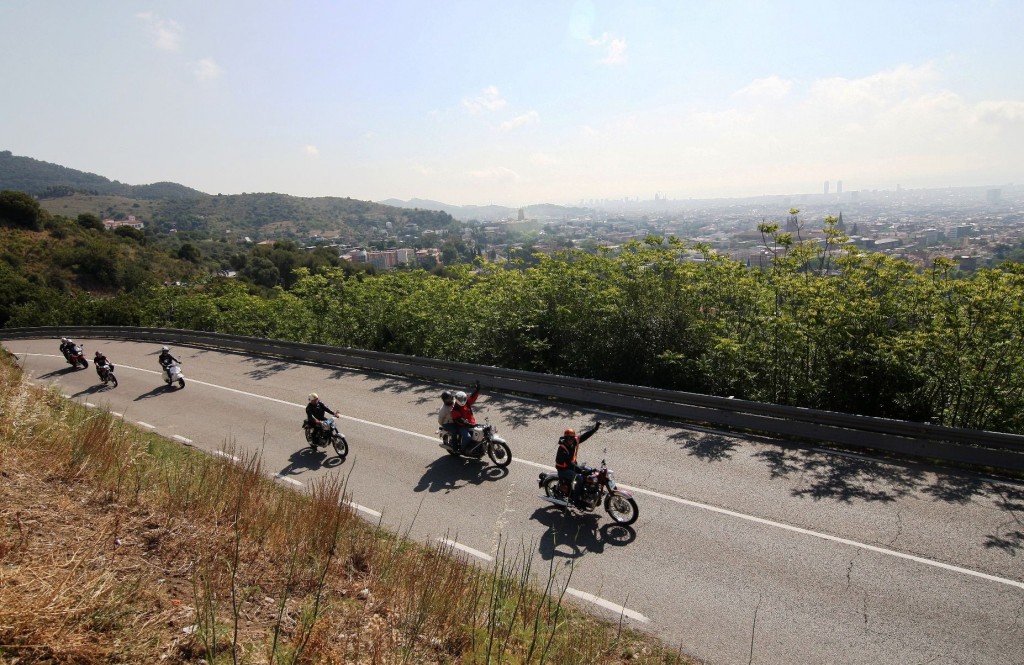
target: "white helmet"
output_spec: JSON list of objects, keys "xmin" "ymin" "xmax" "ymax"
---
[
  {"xmin": 61, "ymin": 337, "xmax": 68, "ymax": 343},
  {"xmin": 454, "ymin": 391, "xmax": 467, "ymax": 405},
  {"xmin": 308, "ymin": 392, "xmax": 319, "ymax": 402},
  {"xmin": 161, "ymin": 346, "xmax": 169, "ymax": 352}
]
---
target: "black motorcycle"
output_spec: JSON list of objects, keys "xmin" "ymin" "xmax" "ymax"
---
[
  {"xmin": 437, "ymin": 423, "xmax": 512, "ymax": 468},
  {"xmin": 538, "ymin": 458, "xmax": 639, "ymax": 525},
  {"xmin": 302, "ymin": 417, "xmax": 349, "ymax": 459}
]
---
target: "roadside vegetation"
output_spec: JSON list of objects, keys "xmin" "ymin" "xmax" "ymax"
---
[
  {"xmin": 0, "ymin": 350, "xmax": 688, "ymax": 664},
  {"xmin": 5, "ymin": 186, "xmax": 1024, "ymax": 434}
]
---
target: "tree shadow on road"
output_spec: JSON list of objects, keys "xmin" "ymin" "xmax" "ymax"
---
[
  {"xmin": 669, "ymin": 429, "xmax": 739, "ymax": 462},
  {"xmin": 529, "ymin": 506, "xmax": 637, "ymax": 560},
  {"xmin": 413, "ymin": 454, "xmax": 509, "ymax": 493},
  {"xmin": 243, "ymin": 356, "xmax": 296, "ymax": 381}
]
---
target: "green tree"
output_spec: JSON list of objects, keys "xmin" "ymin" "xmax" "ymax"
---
[{"xmin": 0, "ymin": 190, "xmax": 45, "ymax": 230}]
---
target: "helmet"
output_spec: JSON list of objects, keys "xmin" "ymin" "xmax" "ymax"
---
[
  {"xmin": 441, "ymin": 390, "xmax": 453, "ymax": 403},
  {"xmin": 161, "ymin": 346, "xmax": 169, "ymax": 352},
  {"xmin": 61, "ymin": 337, "xmax": 68, "ymax": 343},
  {"xmin": 94, "ymin": 351, "xmax": 101, "ymax": 357},
  {"xmin": 454, "ymin": 391, "xmax": 467, "ymax": 405},
  {"xmin": 308, "ymin": 392, "xmax": 319, "ymax": 402},
  {"xmin": 563, "ymin": 429, "xmax": 577, "ymax": 438}
]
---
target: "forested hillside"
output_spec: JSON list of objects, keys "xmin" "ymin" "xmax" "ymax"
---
[{"xmin": 5, "ymin": 194, "xmax": 1024, "ymax": 435}]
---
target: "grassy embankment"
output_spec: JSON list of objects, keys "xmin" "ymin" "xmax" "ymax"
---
[{"xmin": 0, "ymin": 350, "xmax": 691, "ymax": 664}]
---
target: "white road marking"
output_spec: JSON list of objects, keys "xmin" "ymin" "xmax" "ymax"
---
[
  {"xmin": 137, "ymin": 421, "xmax": 155, "ymax": 429},
  {"xmin": 172, "ymin": 435, "xmax": 192, "ymax": 445},
  {"xmin": 274, "ymin": 474, "xmax": 303, "ymax": 487},
  {"xmin": 564, "ymin": 587, "xmax": 650, "ymax": 623},
  {"xmin": 212, "ymin": 450, "xmax": 240, "ymax": 462},
  {"xmin": 438, "ymin": 538, "xmax": 494, "ymax": 562},
  {"xmin": 85, "ymin": 402, "xmax": 96, "ymax": 408},
  {"xmin": 15, "ymin": 351, "xmax": 1023, "ymax": 591},
  {"xmin": 349, "ymin": 502, "xmax": 381, "ymax": 518},
  {"xmin": 111, "ymin": 411, "xmax": 123, "ymax": 418}
]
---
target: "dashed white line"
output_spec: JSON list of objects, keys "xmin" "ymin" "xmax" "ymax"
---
[
  {"xmin": 137, "ymin": 421, "xmax": 155, "ymax": 429},
  {"xmin": 349, "ymin": 502, "xmax": 381, "ymax": 518},
  {"xmin": 438, "ymin": 538, "xmax": 494, "ymax": 562},
  {"xmin": 564, "ymin": 587, "xmax": 649, "ymax": 623},
  {"xmin": 111, "ymin": 411, "xmax": 123, "ymax": 418},
  {"xmin": 274, "ymin": 474, "xmax": 303, "ymax": 487},
  {"xmin": 212, "ymin": 450, "xmax": 239, "ymax": 462},
  {"xmin": 172, "ymin": 435, "xmax": 192, "ymax": 445}
]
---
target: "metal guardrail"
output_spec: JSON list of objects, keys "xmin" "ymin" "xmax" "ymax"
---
[{"xmin": 3, "ymin": 325, "xmax": 1023, "ymax": 473}]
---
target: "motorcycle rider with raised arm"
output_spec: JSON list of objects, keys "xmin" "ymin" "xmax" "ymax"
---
[
  {"xmin": 555, "ymin": 422, "xmax": 602, "ymax": 504},
  {"xmin": 157, "ymin": 346, "xmax": 180, "ymax": 380},
  {"xmin": 449, "ymin": 380, "xmax": 480, "ymax": 453},
  {"xmin": 305, "ymin": 393, "xmax": 339, "ymax": 448}
]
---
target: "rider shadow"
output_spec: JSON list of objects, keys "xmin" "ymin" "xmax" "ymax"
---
[
  {"xmin": 278, "ymin": 447, "xmax": 344, "ymax": 478},
  {"xmin": 529, "ymin": 506, "xmax": 637, "ymax": 561},
  {"xmin": 413, "ymin": 455, "xmax": 509, "ymax": 494},
  {"xmin": 71, "ymin": 383, "xmax": 109, "ymax": 398},
  {"xmin": 133, "ymin": 385, "xmax": 176, "ymax": 401},
  {"xmin": 38, "ymin": 366, "xmax": 80, "ymax": 380}
]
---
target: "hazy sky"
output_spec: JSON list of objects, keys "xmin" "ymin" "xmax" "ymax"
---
[{"xmin": 2, "ymin": 1, "xmax": 1022, "ymax": 207}]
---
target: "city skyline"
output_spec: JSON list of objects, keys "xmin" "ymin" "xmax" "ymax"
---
[{"xmin": 2, "ymin": 1, "xmax": 1022, "ymax": 207}]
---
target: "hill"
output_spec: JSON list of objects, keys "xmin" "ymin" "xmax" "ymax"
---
[
  {"xmin": 380, "ymin": 197, "xmax": 593, "ymax": 222},
  {"xmin": 0, "ymin": 150, "xmax": 456, "ymax": 242},
  {"xmin": 0, "ymin": 150, "xmax": 205, "ymax": 200}
]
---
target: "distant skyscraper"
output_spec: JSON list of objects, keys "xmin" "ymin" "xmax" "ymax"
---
[
  {"xmin": 823, "ymin": 180, "xmax": 830, "ymax": 195},
  {"xmin": 837, "ymin": 180, "xmax": 843, "ymax": 194}
]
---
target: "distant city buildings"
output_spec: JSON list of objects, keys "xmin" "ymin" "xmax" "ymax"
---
[{"xmin": 102, "ymin": 214, "xmax": 144, "ymax": 230}]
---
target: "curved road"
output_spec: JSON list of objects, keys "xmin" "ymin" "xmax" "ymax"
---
[{"xmin": 5, "ymin": 338, "xmax": 1023, "ymax": 665}]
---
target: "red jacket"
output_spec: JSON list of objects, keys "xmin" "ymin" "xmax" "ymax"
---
[{"xmin": 450, "ymin": 388, "xmax": 479, "ymax": 425}]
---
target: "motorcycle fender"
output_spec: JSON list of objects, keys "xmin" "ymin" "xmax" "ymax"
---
[
  {"xmin": 489, "ymin": 434, "xmax": 508, "ymax": 444},
  {"xmin": 538, "ymin": 472, "xmax": 556, "ymax": 487}
]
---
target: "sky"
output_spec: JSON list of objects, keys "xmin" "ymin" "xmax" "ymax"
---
[{"xmin": 2, "ymin": 1, "xmax": 1022, "ymax": 207}]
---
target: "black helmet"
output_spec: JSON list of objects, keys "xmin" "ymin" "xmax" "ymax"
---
[{"xmin": 441, "ymin": 390, "xmax": 453, "ymax": 403}]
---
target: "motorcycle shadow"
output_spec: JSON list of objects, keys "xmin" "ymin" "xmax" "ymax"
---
[
  {"xmin": 413, "ymin": 454, "xmax": 509, "ymax": 493},
  {"xmin": 133, "ymin": 385, "xmax": 178, "ymax": 401},
  {"xmin": 39, "ymin": 366, "xmax": 81, "ymax": 379},
  {"xmin": 71, "ymin": 383, "xmax": 111, "ymax": 398},
  {"xmin": 278, "ymin": 446, "xmax": 344, "ymax": 479},
  {"xmin": 529, "ymin": 506, "xmax": 637, "ymax": 560}
]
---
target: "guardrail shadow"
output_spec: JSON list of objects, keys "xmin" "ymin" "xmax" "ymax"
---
[
  {"xmin": 529, "ymin": 506, "xmax": 637, "ymax": 560},
  {"xmin": 413, "ymin": 455, "xmax": 509, "ymax": 493}
]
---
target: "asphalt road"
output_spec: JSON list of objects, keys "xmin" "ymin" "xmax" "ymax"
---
[{"xmin": 5, "ymin": 338, "xmax": 1023, "ymax": 665}]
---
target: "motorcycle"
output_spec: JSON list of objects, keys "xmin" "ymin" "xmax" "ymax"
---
[
  {"xmin": 96, "ymin": 362, "xmax": 118, "ymax": 388},
  {"xmin": 437, "ymin": 422, "xmax": 512, "ymax": 468},
  {"xmin": 302, "ymin": 416, "xmax": 349, "ymax": 459},
  {"xmin": 65, "ymin": 344, "xmax": 88, "ymax": 369},
  {"xmin": 162, "ymin": 362, "xmax": 185, "ymax": 389},
  {"xmin": 538, "ymin": 458, "xmax": 639, "ymax": 525}
]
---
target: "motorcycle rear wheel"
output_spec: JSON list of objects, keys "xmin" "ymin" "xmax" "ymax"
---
[
  {"xmin": 331, "ymin": 433, "xmax": 349, "ymax": 459},
  {"xmin": 79, "ymin": 358, "xmax": 89, "ymax": 369},
  {"xmin": 107, "ymin": 374, "xmax": 118, "ymax": 388},
  {"xmin": 604, "ymin": 493, "xmax": 639, "ymax": 525},
  {"xmin": 177, "ymin": 378, "xmax": 185, "ymax": 389},
  {"xmin": 487, "ymin": 440, "xmax": 512, "ymax": 468},
  {"xmin": 542, "ymin": 476, "xmax": 563, "ymax": 498}
]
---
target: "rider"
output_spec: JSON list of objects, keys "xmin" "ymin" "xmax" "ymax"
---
[
  {"xmin": 94, "ymin": 350, "xmax": 113, "ymax": 379},
  {"xmin": 555, "ymin": 422, "xmax": 602, "ymax": 503},
  {"xmin": 305, "ymin": 393, "xmax": 340, "ymax": 447},
  {"xmin": 437, "ymin": 390, "xmax": 458, "ymax": 445},
  {"xmin": 449, "ymin": 381, "xmax": 480, "ymax": 452},
  {"xmin": 59, "ymin": 337, "xmax": 75, "ymax": 361},
  {"xmin": 158, "ymin": 346, "xmax": 180, "ymax": 380}
]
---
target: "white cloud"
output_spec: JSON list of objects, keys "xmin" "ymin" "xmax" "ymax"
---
[
  {"xmin": 137, "ymin": 12, "xmax": 182, "ymax": 51},
  {"xmin": 734, "ymin": 75, "xmax": 792, "ymax": 100},
  {"xmin": 193, "ymin": 58, "xmax": 224, "ymax": 82},
  {"xmin": 305, "ymin": 145, "xmax": 320, "ymax": 158},
  {"xmin": 589, "ymin": 32, "xmax": 627, "ymax": 65},
  {"xmin": 501, "ymin": 111, "xmax": 540, "ymax": 131},
  {"xmin": 530, "ymin": 152, "xmax": 559, "ymax": 166},
  {"xmin": 809, "ymin": 63, "xmax": 938, "ymax": 109},
  {"xmin": 462, "ymin": 86, "xmax": 507, "ymax": 114}
]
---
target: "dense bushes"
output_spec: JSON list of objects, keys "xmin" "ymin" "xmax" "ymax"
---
[{"xmin": 12, "ymin": 235, "xmax": 1024, "ymax": 434}]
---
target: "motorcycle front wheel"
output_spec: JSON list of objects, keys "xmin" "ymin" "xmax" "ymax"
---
[
  {"xmin": 331, "ymin": 433, "xmax": 349, "ymax": 459},
  {"xmin": 487, "ymin": 440, "xmax": 512, "ymax": 468},
  {"xmin": 604, "ymin": 492, "xmax": 639, "ymax": 525},
  {"xmin": 79, "ymin": 358, "xmax": 89, "ymax": 369},
  {"xmin": 107, "ymin": 374, "xmax": 118, "ymax": 388}
]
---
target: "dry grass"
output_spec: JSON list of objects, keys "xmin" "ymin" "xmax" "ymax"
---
[{"xmin": 0, "ymin": 349, "xmax": 692, "ymax": 664}]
